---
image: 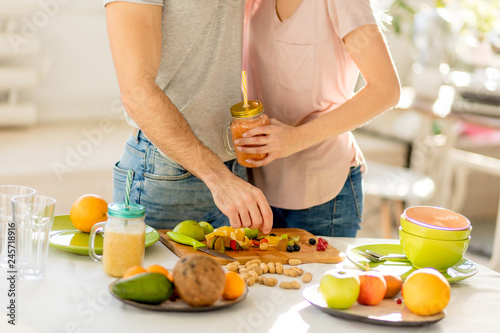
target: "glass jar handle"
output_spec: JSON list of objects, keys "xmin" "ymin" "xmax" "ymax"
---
[
  {"xmin": 88, "ymin": 221, "xmax": 106, "ymax": 263},
  {"xmin": 223, "ymin": 122, "xmax": 236, "ymax": 155}
]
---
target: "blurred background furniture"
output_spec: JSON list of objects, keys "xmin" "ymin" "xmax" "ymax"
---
[
  {"xmin": 0, "ymin": 0, "xmax": 42, "ymax": 127},
  {"xmin": 363, "ymin": 160, "xmax": 435, "ymax": 238}
]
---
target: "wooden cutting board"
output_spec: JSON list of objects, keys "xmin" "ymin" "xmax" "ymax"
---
[{"xmin": 158, "ymin": 228, "xmax": 345, "ymax": 265}]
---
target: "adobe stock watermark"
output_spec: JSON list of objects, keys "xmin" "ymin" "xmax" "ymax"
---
[
  {"xmin": 51, "ymin": 118, "xmax": 116, "ymax": 183},
  {"xmin": 51, "ymin": 98, "xmax": 123, "ymax": 182},
  {"xmin": 8, "ymin": 0, "xmax": 73, "ymax": 53},
  {"xmin": 58, "ymin": 287, "xmax": 113, "ymax": 333},
  {"xmin": 236, "ymin": 288, "xmax": 285, "ymax": 333}
]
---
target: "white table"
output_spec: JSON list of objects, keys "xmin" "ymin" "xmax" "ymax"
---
[{"xmin": 2, "ymin": 237, "xmax": 500, "ymax": 333}]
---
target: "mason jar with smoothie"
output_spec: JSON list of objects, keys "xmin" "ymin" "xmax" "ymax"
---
[
  {"xmin": 89, "ymin": 203, "xmax": 146, "ymax": 277},
  {"xmin": 225, "ymin": 100, "xmax": 269, "ymax": 168}
]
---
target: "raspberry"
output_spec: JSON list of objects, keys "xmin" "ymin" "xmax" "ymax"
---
[{"xmin": 397, "ymin": 299, "xmax": 402, "ymax": 304}]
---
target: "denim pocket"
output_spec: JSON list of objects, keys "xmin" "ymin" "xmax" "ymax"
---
[
  {"xmin": 349, "ymin": 166, "xmax": 364, "ymax": 220},
  {"xmin": 144, "ymin": 149, "xmax": 192, "ymax": 181}
]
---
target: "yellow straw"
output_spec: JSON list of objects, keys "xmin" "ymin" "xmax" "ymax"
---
[{"xmin": 242, "ymin": 70, "xmax": 249, "ymax": 107}]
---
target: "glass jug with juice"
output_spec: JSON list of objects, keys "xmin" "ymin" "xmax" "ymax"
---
[
  {"xmin": 225, "ymin": 100, "xmax": 269, "ymax": 168},
  {"xmin": 89, "ymin": 203, "xmax": 146, "ymax": 277}
]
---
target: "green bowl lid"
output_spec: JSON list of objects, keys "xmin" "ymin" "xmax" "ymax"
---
[{"xmin": 108, "ymin": 203, "xmax": 145, "ymax": 218}]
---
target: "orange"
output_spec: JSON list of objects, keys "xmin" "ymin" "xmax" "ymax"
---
[
  {"xmin": 402, "ymin": 268, "xmax": 450, "ymax": 316},
  {"xmin": 383, "ymin": 274, "xmax": 402, "ymax": 298},
  {"xmin": 146, "ymin": 264, "xmax": 170, "ymax": 278},
  {"xmin": 123, "ymin": 265, "xmax": 147, "ymax": 279},
  {"xmin": 222, "ymin": 271, "xmax": 246, "ymax": 300},
  {"xmin": 70, "ymin": 194, "xmax": 108, "ymax": 233}
]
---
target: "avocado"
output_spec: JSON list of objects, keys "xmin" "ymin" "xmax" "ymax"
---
[{"xmin": 112, "ymin": 272, "xmax": 173, "ymax": 305}]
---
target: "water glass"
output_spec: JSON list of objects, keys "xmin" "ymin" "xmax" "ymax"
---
[
  {"xmin": 0, "ymin": 186, "xmax": 36, "ymax": 269},
  {"xmin": 12, "ymin": 195, "xmax": 56, "ymax": 281}
]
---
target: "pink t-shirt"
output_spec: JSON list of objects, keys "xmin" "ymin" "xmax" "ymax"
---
[{"xmin": 245, "ymin": 0, "xmax": 377, "ymax": 210}]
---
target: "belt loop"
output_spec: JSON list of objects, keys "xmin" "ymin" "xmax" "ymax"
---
[{"xmin": 132, "ymin": 128, "xmax": 140, "ymax": 143}]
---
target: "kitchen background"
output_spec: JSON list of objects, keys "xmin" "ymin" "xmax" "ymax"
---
[{"xmin": 1, "ymin": 0, "xmax": 499, "ymax": 270}]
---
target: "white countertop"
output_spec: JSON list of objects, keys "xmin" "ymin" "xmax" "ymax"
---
[{"xmin": 2, "ymin": 237, "xmax": 500, "ymax": 333}]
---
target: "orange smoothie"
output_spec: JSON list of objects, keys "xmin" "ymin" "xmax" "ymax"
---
[{"xmin": 231, "ymin": 113, "xmax": 269, "ymax": 168}]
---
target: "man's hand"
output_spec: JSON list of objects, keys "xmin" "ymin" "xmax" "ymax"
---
[{"xmin": 209, "ymin": 172, "xmax": 273, "ymax": 234}]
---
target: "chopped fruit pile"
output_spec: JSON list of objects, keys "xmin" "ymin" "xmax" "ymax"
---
[{"xmin": 316, "ymin": 237, "xmax": 328, "ymax": 251}]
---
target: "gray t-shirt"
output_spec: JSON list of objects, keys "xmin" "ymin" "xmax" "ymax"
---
[{"xmin": 104, "ymin": 0, "xmax": 244, "ymax": 162}]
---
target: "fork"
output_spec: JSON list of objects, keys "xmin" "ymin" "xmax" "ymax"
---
[{"xmin": 359, "ymin": 250, "xmax": 409, "ymax": 262}]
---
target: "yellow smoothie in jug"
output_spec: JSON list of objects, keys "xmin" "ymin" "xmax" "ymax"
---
[{"xmin": 102, "ymin": 223, "xmax": 145, "ymax": 278}]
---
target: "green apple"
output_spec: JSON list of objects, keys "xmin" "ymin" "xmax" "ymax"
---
[
  {"xmin": 173, "ymin": 220, "xmax": 205, "ymax": 241},
  {"xmin": 319, "ymin": 269, "xmax": 360, "ymax": 309},
  {"xmin": 198, "ymin": 221, "xmax": 214, "ymax": 235},
  {"xmin": 243, "ymin": 228, "xmax": 259, "ymax": 239}
]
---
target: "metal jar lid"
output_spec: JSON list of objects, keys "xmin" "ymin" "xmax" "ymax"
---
[
  {"xmin": 230, "ymin": 100, "xmax": 264, "ymax": 118},
  {"xmin": 108, "ymin": 203, "xmax": 145, "ymax": 219}
]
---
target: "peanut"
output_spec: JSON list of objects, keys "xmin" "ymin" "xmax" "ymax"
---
[
  {"xmin": 247, "ymin": 263, "xmax": 259, "ymax": 271},
  {"xmin": 263, "ymin": 277, "xmax": 278, "ymax": 287},
  {"xmin": 246, "ymin": 276, "xmax": 257, "ymax": 286},
  {"xmin": 302, "ymin": 272, "xmax": 313, "ymax": 283},
  {"xmin": 240, "ymin": 272, "xmax": 251, "ymax": 281},
  {"xmin": 249, "ymin": 270, "xmax": 259, "ymax": 279},
  {"xmin": 267, "ymin": 262, "xmax": 276, "ymax": 274},
  {"xmin": 239, "ymin": 268, "xmax": 249, "ymax": 275},
  {"xmin": 258, "ymin": 276, "xmax": 266, "ymax": 284},
  {"xmin": 253, "ymin": 267, "xmax": 264, "ymax": 275},
  {"xmin": 290, "ymin": 267, "xmax": 304, "ymax": 276},
  {"xmin": 275, "ymin": 262, "xmax": 284, "ymax": 274},
  {"xmin": 260, "ymin": 262, "xmax": 269, "ymax": 274},
  {"xmin": 259, "ymin": 242, "xmax": 269, "ymax": 251},
  {"xmin": 279, "ymin": 281, "xmax": 301, "ymax": 289},
  {"xmin": 246, "ymin": 259, "xmax": 261, "ymax": 266},
  {"xmin": 226, "ymin": 263, "xmax": 239, "ymax": 272},
  {"xmin": 288, "ymin": 259, "xmax": 302, "ymax": 266},
  {"xmin": 238, "ymin": 265, "xmax": 246, "ymax": 271},
  {"xmin": 283, "ymin": 268, "xmax": 298, "ymax": 277}
]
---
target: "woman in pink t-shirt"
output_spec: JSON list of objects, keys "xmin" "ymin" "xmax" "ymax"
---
[{"xmin": 238, "ymin": 0, "xmax": 400, "ymax": 237}]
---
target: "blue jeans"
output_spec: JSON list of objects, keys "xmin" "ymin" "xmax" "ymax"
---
[
  {"xmin": 113, "ymin": 130, "xmax": 245, "ymax": 230},
  {"xmin": 271, "ymin": 166, "xmax": 364, "ymax": 237}
]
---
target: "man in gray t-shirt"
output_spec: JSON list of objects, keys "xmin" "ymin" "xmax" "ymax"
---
[{"xmin": 105, "ymin": 0, "xmax": 272, "ymax": 232}]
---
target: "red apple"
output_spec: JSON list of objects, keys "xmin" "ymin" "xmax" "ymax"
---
[{"xmin": 357, "ymin": 271, "xmax": 387, "ymax": 306}]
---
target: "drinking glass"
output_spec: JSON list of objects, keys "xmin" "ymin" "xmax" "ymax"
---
[
  {"xmin": 0, "ymin": 185, "xmax": 36, "ymax": 269},
  {"xmin": 12, "ymin": 195, "xmax": 56, "ymax": 281}
]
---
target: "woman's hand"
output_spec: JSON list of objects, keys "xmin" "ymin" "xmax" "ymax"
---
[{"xmin": 234, "ymin": 118, "xmax": 302, "ymax": 167}]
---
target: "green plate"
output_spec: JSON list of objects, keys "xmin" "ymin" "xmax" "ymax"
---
[
  {"xmin": 49, "ymin": 215, "xmax": 160, "ymax": 256},
  {"xmin": 346, "ymin": 243, "xmax": 477, "ymax": 284}
]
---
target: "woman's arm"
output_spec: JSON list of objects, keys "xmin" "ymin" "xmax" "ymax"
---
[
  {"xmin": 237, "ymin": 24, "xmax": 400, "ymax": 166},
  {"xmin": 106, "ymin": 2, "xmax": 272, "ymax": 232}
]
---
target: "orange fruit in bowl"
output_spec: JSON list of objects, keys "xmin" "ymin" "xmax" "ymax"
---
[
  {"xmin": 123, "ymin": 265, "xmax": 147, "ymax": 279},
  {"xmin": 222, "ymin": 271, "xmax": 246, "ymax": 300},
  {"xmin": 70, "ymin": 194, "xmax": 108, "ymax": 233},
  {"xmin": 146, "ymin": 264, "xmax": 170, "ymax": 278},
  {"xmin": 402, "ymin": 268, "xmax": 450, "ymax": 316}
]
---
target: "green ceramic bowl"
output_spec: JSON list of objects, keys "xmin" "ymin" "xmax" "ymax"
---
[
  {"xmin": 400, "ymin": 215, "xmax": 472, "ymax": 241},
  {"xmin": 399, "ymin": 227, "xmax": 470, "ymax": 272}
]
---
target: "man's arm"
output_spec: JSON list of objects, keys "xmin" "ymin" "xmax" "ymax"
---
[{"xmin": 105, "ymin": 2, "xmax": 272, "ymax": 232}]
